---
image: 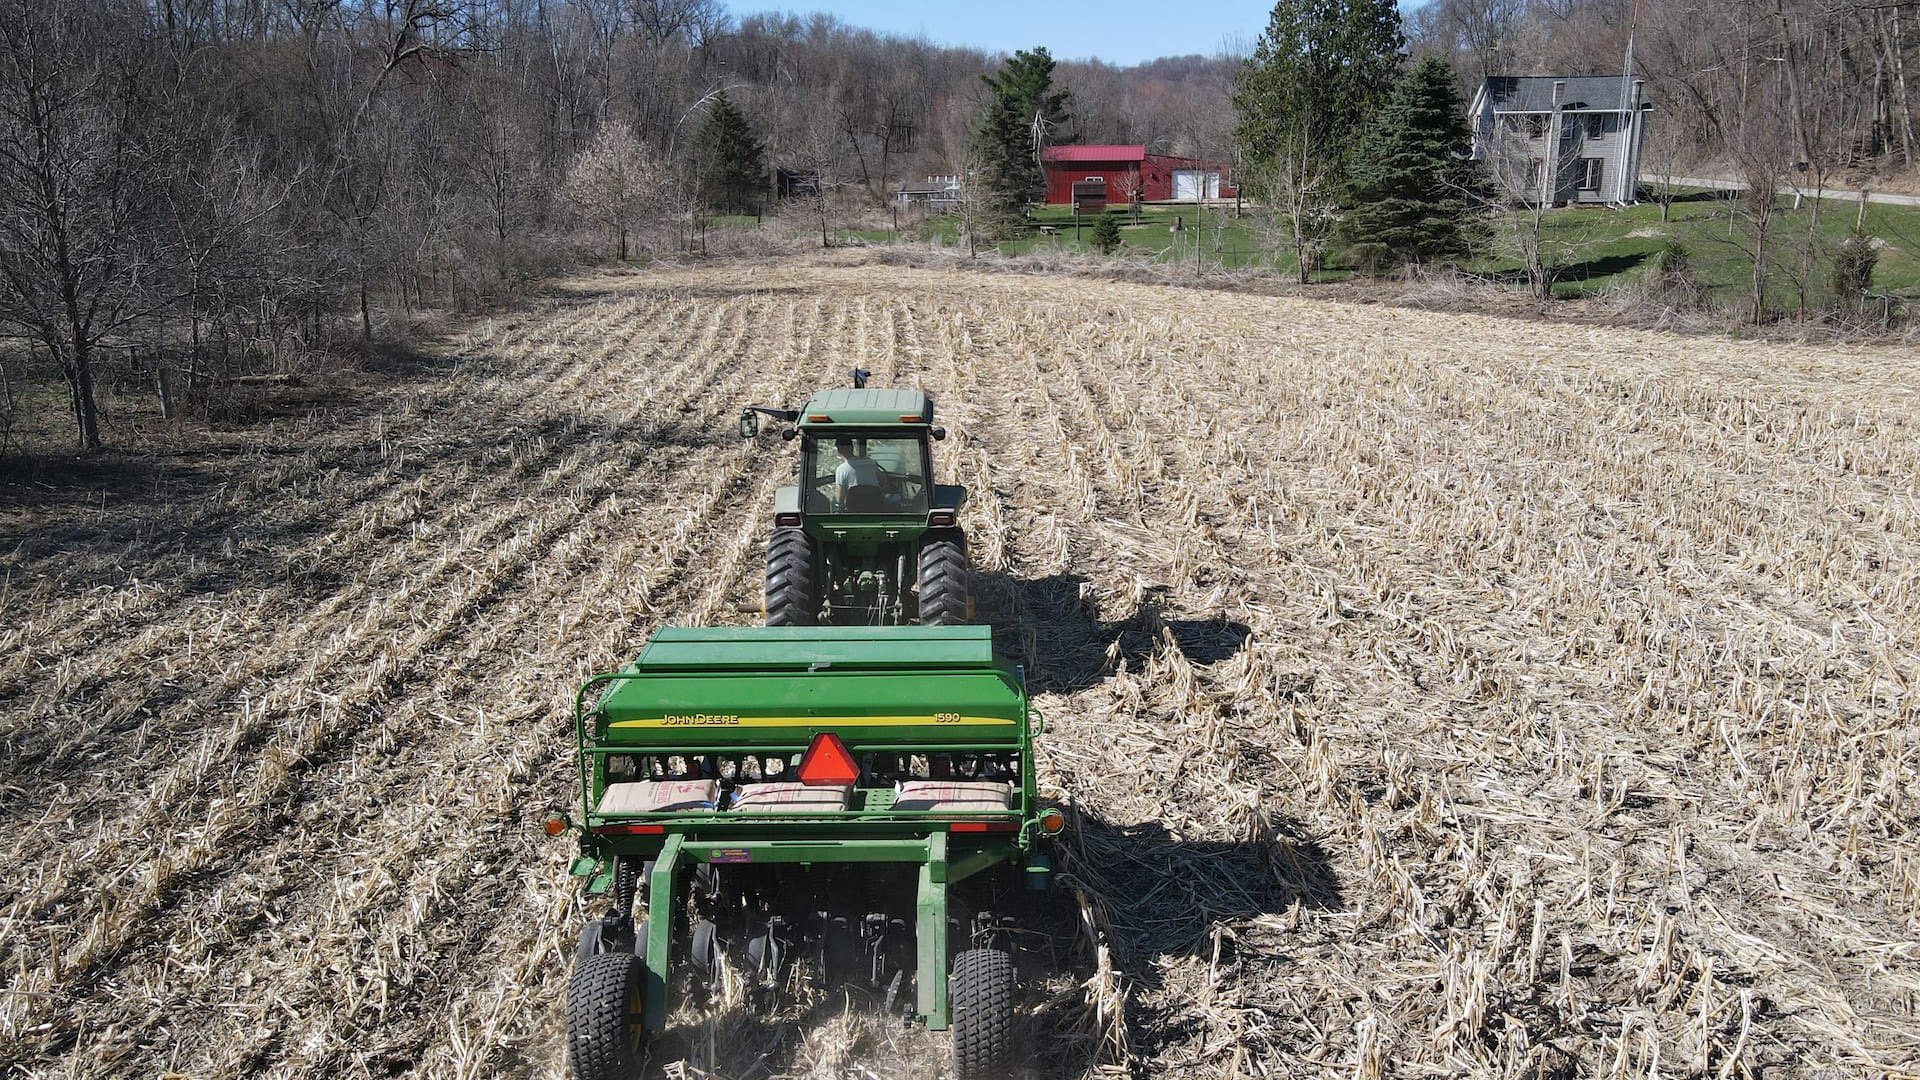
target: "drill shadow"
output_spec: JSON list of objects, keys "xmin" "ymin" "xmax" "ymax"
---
[{"xmin": 1021, "ymin": 808, "xmax": 1344, "ymax": 1072}]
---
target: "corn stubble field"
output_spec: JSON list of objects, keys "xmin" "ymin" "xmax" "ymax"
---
[{"xmin": 3, "ymin": 258, "xmax": 1918, "ymax": 1079}]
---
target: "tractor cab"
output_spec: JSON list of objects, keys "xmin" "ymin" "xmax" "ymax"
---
[{"xmin": 802, "ymin": 428, "xmax": 931, "ymax": 514}]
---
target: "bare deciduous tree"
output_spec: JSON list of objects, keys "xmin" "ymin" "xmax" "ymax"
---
[
  {"xmin": 0, "ymin": 0, "xmax": 169, "ymax": 450},
  {"xmin": 564, "ymin": 121, "xmax": 674, "ymax": 260}
]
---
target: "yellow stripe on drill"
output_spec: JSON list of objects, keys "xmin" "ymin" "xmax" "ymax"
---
[{"xmin": 608, "ymin": 714, "xmax": 1016, "ymax": 729}]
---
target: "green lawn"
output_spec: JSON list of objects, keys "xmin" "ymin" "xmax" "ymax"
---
[
  {"xmin": 1480, "ymin": 187, "xmax": 1920, "ymax": 304},
  {"xmin": 835, "ymin": 205, "xmax": 1286, "ymax": 269},
  {"xmin": 729, "ymin": 188, "xmax": 1920, "ymax": 307}
]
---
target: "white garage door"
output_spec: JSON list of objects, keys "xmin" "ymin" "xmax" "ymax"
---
[{"xmin": 1171, "ymin": 170, "xmax": 1219, "ymax": 200}]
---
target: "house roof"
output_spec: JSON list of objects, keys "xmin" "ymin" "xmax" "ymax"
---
[
  {"xmin": 1481, "ymin": 75, "xmax": 1643, "ymax": 112},
  {"xmin": 1042, "ymin": 144, "xmax": 1146, "ymax": 163}
]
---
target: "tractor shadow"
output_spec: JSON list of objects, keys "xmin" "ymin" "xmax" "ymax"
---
[{"xmin": 974, "ymin": 569, "xmax": 1250, "ymax": 694}]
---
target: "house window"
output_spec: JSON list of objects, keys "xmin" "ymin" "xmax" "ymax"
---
[
  {"xmin": 1585, "ymin": 113, "xmax": 1606, "ymax": 139},
  {"xmin": 1578, "ymin": 158, "xmax": 1603, "ymax": 191},
  {"xmin": 1525, "ymin": 115, "xmax": 1547, "ymax": 138},
  {"xmin": 1085, "ymin": 176, "xmax": 1102, "ymax": 182}
]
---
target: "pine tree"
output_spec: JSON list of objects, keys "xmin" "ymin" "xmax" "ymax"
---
[
  {"xmin": 695, "ymin": 92, "xmax": 766, "ymax": 215},
  {"xmin": 1090, "ymin": 213, "xmax": 1122, "ymax": 254},
  {"xmin": 1234, "ymin": 0, "xmax": 1402, "ymax": 188},
  {"xmin": 1233, "ymin": 0, "xmax": 1403, "ymax": 281},
  {"xmin": 1336, "ymin": 55, "xmax": 1485, "ymax": 270},
  {"xmin": 972, "ymin": 48, "xmax": 1071, "ymax": 225}
]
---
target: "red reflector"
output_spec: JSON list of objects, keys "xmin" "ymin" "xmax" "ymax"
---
[
  {"xmin": 807, "ymin": 414, "xmax": 832, "ymax": 423},
  {"xmin": 929, "ymin": 511, "xmax": 955, "ymax": 527},
  {"xmin": 950, "ymin": 821, "xmax": 1018, "ymax": 833},
  {"xmin": 797, "ymin": 732, "xmax": 859, "ymax": 786},
  {"xmin": 775, "ymin": 512, "xmax": 802, "ymax": 527},
  {"xmin": 899, "ymin": 415, "xmax": 926, "ymax": 423},
  {"xmin": 594, "ymin": 823, "xmax": 665, "ymax": 835}
]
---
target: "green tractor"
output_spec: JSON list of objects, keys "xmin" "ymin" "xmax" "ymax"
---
[
  {"xmin": 553, "ymin": 626, "xmax": 1062, "ymax": 1080},
  {"xmin": 740, "ymin": 371, "xmax": 970, "ymax": 627}
]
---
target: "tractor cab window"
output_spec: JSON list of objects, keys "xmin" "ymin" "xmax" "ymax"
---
[{"xmin": 805, "ymin": 435, "xmax": 930, "ymax": 514}]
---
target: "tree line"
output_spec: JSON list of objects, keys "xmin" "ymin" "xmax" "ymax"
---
[
  {"xmin": 7, "ymin": 0, "xmax": 1918, "ymax": 452},
  {"xmin": 0, "ymin": 0, "xmax": 1239, "ymax": 452}
]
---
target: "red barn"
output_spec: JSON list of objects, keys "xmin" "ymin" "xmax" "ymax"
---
[{"xmin": 1041, "ymin": 145, "xmax": 1236, "ymax": 205}]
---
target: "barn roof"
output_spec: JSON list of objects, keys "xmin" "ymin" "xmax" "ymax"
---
[
  {"xmin": 1481, "ymin": 75, "xmax": 1641, "ymax": 112},
  {"xmin": 1042, "ymin": 144, "xmax": 1146, "ymax": 163}
]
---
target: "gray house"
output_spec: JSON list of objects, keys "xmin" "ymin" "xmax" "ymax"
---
[
  {"xmin": 895, "ymin": 175, "xmax": 963, "ymax": 211},
  {"xmin": 1468, "ymin": 76, "xmax": 1651, "ymax": 206}
]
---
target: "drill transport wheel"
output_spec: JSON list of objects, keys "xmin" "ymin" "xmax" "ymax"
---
[
  {"xmin": 567, "ymin": 951, "xmax": 648, "ymax": 1080},
  {"xmin": 950, "ymin": 947, "xmax": 1015, "ymax": 1080}
]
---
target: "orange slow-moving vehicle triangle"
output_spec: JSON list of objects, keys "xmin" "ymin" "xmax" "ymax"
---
[{"xmin": 797, "ymin": 732, "xmax": 859, "ymax": 786}]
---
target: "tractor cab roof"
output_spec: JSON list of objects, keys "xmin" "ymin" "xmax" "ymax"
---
[{"xmin": 795, "ymin": 388, "xmax": 932, "ymax": 430}]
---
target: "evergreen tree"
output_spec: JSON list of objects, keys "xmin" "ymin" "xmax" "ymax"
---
[
  {"xmin": 1234, "ymin": 0, "xmax": 1402, "ymax": 187},
  {"xmin": 1090, "ymin": 213, "xmax": 1122, "ymax": 254},
  {"xmin": 695, "ymin": 92, "xmax": 766, "ymax": 215},
  {"xmin": 1233, "ymin": 0, "xmax": 1403, "ymax": 281},
  {"xmin": 1336, "ymin": 55, "xmax": 1485, "ymax": 270},
  {"xmin": 972, "ymin": 48, "xmax": 1071, "ymax": 224}
]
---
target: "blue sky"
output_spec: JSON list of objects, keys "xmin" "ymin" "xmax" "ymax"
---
[
  {"xmin": 760, "ymin": 1, "xmax": 1428, "ymax": 67},
  {"xmin": 776, "ymin": 0, "xmax": 1273, "ymax": 65}
]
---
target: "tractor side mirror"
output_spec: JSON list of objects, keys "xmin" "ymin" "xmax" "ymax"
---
[
  {"xmin": 739, "ymin": 411, "xmax": 760, "ymax": 439},
  {"xmin": 930, "ymin": 426, "xmax": 947, "ymax": 441}
]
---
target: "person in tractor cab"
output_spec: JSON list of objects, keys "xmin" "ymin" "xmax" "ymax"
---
[{"xmin": 834, "ymin": 438, "xmax": 885, "ymax": 511}]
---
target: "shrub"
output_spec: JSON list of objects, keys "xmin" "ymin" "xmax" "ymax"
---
[
  {"xmin": 1830, "ymin": 228, "xmax": 1877, "ymax": 309},
  {"xmin": 1091, "ymin": 213, "xmax": 1123, "ymax": 255},
  {"xmin": 1652, "ymin": 239, "xmax": 1690, "ymax": 280}
]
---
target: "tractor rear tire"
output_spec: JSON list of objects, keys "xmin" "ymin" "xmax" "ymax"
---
[
  {"xmin": 951, "ymin": 947, "xmax": 1015, "ymax": 1080},
  {"xmin": 566, "ymin": 951, "xmax": 647, "ymax": 1080},
  {"xmin": 917, "ymin": 529, "xmax": 970, "ymax": 626},
  {"xmin": 765, "ymin": 528, "xmax": 815, "ymax": 627}
]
